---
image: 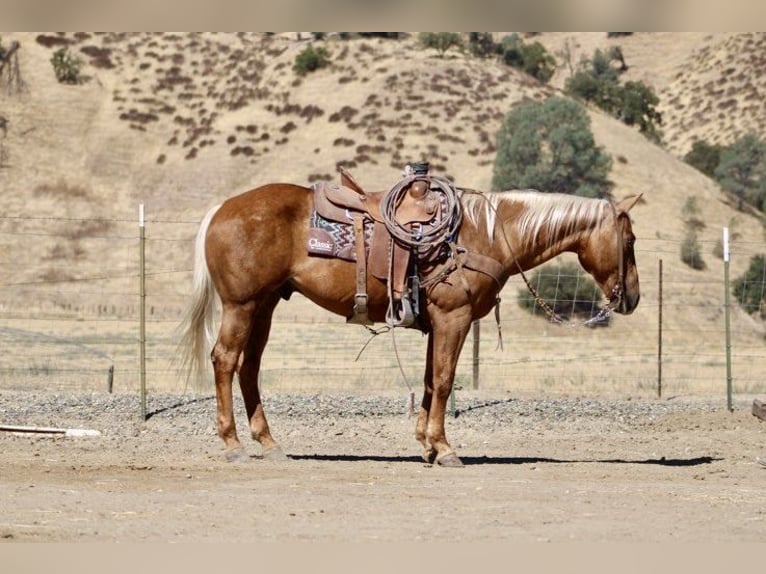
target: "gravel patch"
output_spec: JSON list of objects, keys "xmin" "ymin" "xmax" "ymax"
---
[{"xmin": 0, "ymin": 389, "xmax": 737, "ymax": 439}]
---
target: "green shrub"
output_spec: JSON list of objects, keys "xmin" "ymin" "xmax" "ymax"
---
[
  {"xmin": 618, "ymin": 81, "xmax": 663, "ymax": 143},
  {"xmin": 293, "ymin": 44, "xmax": 331, "ymax": 76},
  {"xmin": 681, "ymin": 232, "xmax": 706, "ymax": 270},
  {"xmin": 418, "ymin": 32, "xmax": 463, "ymax": 58},
  {"xmin": 51, "ymin": 48, "xmax": 82, "ymax": 84},
  {"xmin": 565, "ymin": 48, "xmax": 662, "ymax": 142},
  {"xmin": 733, "ymin": 254, "xmax": 766, "ymax": 314},
  {"xmin": 714, "ymin": 132, "xmax": 766, "ymax": 212},
  {"xmin": 492, "ymin": 96, "xmax": 612, "ymax": 197},
  {"xmin": 681, "ymin": 196, "xmax": 706, "ymax": 232},
  {"xmin": 467, "ymin": 32, "xmax": 498, "ymax": 58},
  {"xmin": 499, "ymin": 33, "xmax": 555, "ymax": 83},
  {"xmin": 680, "ymin": 196, "xmax": 706, "ymax": 270},
  {"xmin": 517, "ymin": 262, "xmax": 606, "ymax": 322},
  {"xmin": 684, "ymin": 140, "xmax": 723, "ymax": 178}
]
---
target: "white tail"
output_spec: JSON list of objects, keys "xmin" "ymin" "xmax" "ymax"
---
[{"xmin": 178, "ymin": 204, "xmax": 221, "ymax": 388}]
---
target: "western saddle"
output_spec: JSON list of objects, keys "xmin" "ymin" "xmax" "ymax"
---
[{"xmin": 310, "ymin": 163, "xmax": 460, "ymax": 329}]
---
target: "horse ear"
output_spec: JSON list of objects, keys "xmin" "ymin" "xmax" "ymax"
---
[{"xmin": 616, "ymin": 194, "xmax": 642, "ymax": 214}]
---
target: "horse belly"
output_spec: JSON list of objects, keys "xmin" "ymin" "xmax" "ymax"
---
[{"xmin": 290, "ymin": 257, "xmax": 390, "ymax": 321}]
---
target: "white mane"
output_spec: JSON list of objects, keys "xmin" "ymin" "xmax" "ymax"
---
[{"xmin": 461, "ymin": 189, "xmax": 610, "ymax": 247}]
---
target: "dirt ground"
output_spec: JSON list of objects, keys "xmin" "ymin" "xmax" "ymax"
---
[{"xmin": 0, "ymin": 390, "xmax": 765, "ymax": 543}]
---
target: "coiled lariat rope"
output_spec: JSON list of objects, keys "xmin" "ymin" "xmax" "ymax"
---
[{"xmin": 380, "ymin": 174, "xmax": 463, "ymax": 250}]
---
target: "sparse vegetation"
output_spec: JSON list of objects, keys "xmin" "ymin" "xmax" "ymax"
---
[
  {"xmin": 467, "ymin": 32, "xmax": 497, "ymax": 59},
  {"xmin": 565, "ymin": 48, "xmax": 663, "ymax": 142},
  {"xmin": 293, "ymin": 44, "xmax": 330, "ymax": 76},
  {"xmin": 499, "ymin": 33, "xmax": 556, "ymax": 83},
  {"xmin": 733, "ymin": 254, "xmax": 766, "ymax": 314},
  {"xmin": 680, "ymin": 196, "xmax": 706, "ymax": 270},
  {"xmin": 684, "ymin": 140, "xmax": 723, "ymax": 178},
  {"xmin": 714, "ymin": 132, "xmax": 766, "ymax": 212},
  {"xmin": 51, "ymin": 47, "xmax": 83, "ymax": 84},
  {"xmin": 418, "ymin": 32, "xmax": 463, "ymax": 58}
]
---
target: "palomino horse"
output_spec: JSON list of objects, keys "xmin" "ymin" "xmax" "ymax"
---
[{"xmin": 180, "ymin": 183, "xmax": 640, "ymax": 466}]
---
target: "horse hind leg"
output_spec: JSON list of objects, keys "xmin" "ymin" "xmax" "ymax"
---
[
  {"xmin": 238, "ymin": 293, "xmax": 287, "ymax": 461},
  {"xmin": 212, "ymin": 300, "xmax": 257, "ymax": 462}
]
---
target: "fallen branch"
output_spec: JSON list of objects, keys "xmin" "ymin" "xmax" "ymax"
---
[{"xmin": 0, "ymin": 424, "xmax": 101, "ymax": 437}]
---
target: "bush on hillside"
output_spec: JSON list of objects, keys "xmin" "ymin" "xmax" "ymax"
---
[
  {"xmin": 681, "ymin": 233, "xmax": 706, "ymax": 270},
  {"xmin": 565, "ymin": 48, "xmax": 662, "ymax": 143},
  {"xmin": 418, "ymin": 32, "xmax": 463, "ymax": 58},
  {"xmin": 617, "ymin": 81, "xmax": 663, "ymax": 143},
  {"xmin": 498, "ymin": 33, "xmax": 556, "ymax": 83},
  {"xmin": 680, "ymin": 196, "xmax": 706, "ymax": 270},
  {"xmin": 733, "ymin": 254, "xmax": 766, "ymax": 314},
  {"xmin": 467, "ymin": 32, "xmax": 499, "ymax": 58},
  {"xmin": 714, "ymin": 132, "xmax": 766, "ymax": 212},
  {"xmin": 51, "ymin": 48, "xmax": 82, "ymax": 84},
  {"xmin": 293, "ymin": 44, "xmax": 331, "ymax": 76},
  {"xmin": 491, "ymin": 96, "xmax": 612, "ymax": 198},
  {"xmin": 684, "ymin": 140, "xmax": 723, "ymax": 178}
]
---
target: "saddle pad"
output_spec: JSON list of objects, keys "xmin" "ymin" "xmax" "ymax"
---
[{"xmin": 307, "ymin": 210, "xmax": 373, "ymax": 262}]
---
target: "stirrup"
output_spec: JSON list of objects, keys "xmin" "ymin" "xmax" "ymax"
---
[
  {"xmin": 347, "ymin": 293, "xmax": 373, "ymax": 325},
  {"xmin": 386, "ymin": 294, "xmax": 415, "ymax": 328}
]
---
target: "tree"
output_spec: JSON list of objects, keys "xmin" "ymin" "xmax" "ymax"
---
[
  {"xmin": 565, "ymin": 49, "xmax": 623, "ymax": 114},
  {"xmin": 617, "ymin": 81, "xmax": 663, "ymax": 143},
  {"xmin": 418, "ymin": 32, "xmax": 463, "ymax": 58},
  {"xmin": 684, "ymin": 140, "xmax": 723, "ymax": 178},
  {"xmin": 565, "ymin": 48, "xmax": 662, "ymax": 142},
  {"xmin": 492, "ymin": 96, "xmax": 612, "ymax": 198},
  {"xmin": 517, "ymin": 41, "xmax": 556, "ymax": 82},
  {"xmin": 714, "ymin": 132, "xmax": 766, "ymax": 211},
  {"xmin": 467, "ymin": 32, "xmax": 498, "ymax": 58},
  {"xmin": 498, "ymin": 33, "xmax": 555, "ymax": 83}
]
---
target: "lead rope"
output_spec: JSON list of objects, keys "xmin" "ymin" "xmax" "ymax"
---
[{"xmin": 354, "ymin": 323, "xmax": 416, "ymax": 418}]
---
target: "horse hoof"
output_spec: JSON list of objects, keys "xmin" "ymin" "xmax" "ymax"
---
[
  {"xmin": 437, "ymin": 452, "xmax": 464, "ymax": 467},
  {"xmin": 224, "ymin": 447, "xmax": 249, "ymax": 463},
  {"xmin": 422, "ymin": 449, "xmax": 437, "ymax": 464},
  {"xmin": 262, "ymin": 445, "xmax": 289, "ymax": 462}
]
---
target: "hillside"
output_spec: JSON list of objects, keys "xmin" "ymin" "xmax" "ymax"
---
[{"xmin": 0, "ymin": 31, "xmax": 764, "ymax": 395}]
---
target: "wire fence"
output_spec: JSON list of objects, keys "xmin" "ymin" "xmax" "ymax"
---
[{"xmin": 0, "ymin": 209, "xmax": 764, "ymax": 405}]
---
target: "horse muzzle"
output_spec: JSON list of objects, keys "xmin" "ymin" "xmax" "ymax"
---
[{"xmin": 616, "ymin": 291, "xmax": 639, "ymax": 315}]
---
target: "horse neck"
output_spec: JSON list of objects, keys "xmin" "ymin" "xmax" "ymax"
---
[{"xmin": 498, "ymin": 193, "xmax": 609, "ymax": 272}]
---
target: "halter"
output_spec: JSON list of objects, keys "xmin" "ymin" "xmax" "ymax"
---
[{"xmin": 515, "ymin": 200, "xmax": 627, "ymax": 327}]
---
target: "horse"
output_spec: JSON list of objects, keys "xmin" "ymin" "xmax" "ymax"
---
[{"xmin": 179, "ymin": 181, "xmax": 640, "ymax": 467}]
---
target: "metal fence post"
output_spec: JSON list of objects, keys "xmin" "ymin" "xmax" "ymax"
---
[{"xmin": 139, "ymin": 204, "xmax": 147, "ymax": 420}]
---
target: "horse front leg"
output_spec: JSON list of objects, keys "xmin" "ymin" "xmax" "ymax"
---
[
  {"xmin": 415, "ymin": 332, "xmax": 434, "ymax": 458},
  {"xmin": 418, "ymin": 314, "xmax": 472, "ymax": 467},
  {"xmin": 238, "ymin": 294, "xmax": 287, "ymax": 461},
  {"xmin": 212, "ymin": 301, "xmax": 256, "ymax": 462}
]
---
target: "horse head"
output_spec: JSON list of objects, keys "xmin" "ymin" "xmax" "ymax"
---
[{"xmin": 578, "ymin": 194, "xmax": 641, "ymax": 315}]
